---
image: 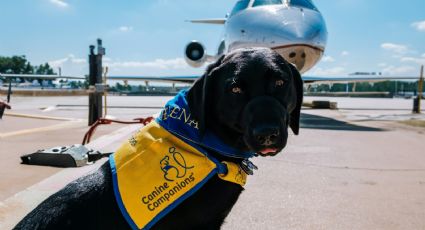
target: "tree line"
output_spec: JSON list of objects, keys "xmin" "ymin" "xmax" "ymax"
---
[
  {"xmin": 0, "ymin": 55, "xmax": 56, "ymax": 76},
  {"xmin": 310, "ymin": 81, "xmax": 422, "ymax": 94},
  {"xmin": 1, "ymin": 55, "xmax": 422, "ymax": 93}
]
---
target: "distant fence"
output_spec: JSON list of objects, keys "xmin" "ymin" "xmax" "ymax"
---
[
  {"xmin": 0, "ymin": 89, "xmax": 88, "ymax": 97},
  {"xmin": 0, "ymin": 89, "xmax": 182, "ymax": 97}
]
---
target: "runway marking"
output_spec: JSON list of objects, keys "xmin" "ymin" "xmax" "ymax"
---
[
  {"xmin": 4, "ymin": 112, "xmax": 77, "ymax": 121},
  {"xmin": 0, "ymin": 121, "xmax": 84, "ymax": 139}
]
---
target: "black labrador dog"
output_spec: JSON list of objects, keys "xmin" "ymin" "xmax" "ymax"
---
[{"xmin": 15, "ymin": 47, "xmax": 303, "ymax": 230}]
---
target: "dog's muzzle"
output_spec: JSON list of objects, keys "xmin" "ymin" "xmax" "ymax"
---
[
  {"xmin": 241, "ymin": 97, "xmax": 288, "ymax": 156},
  {"xmin": 250, "ymin": 124, "xmax": 287, "ymax": 156}
]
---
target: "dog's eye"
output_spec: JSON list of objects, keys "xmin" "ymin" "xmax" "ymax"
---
[
  {"xmin": 232, "ymin": 87, "xmax": 243, "ymax": 94},
  {"xmin": 275, "ymin": 80, "xmax": 285, "ymax": 87}
]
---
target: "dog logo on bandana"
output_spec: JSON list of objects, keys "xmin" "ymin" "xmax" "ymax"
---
[{"xmin": 160, "ymin": 147, "xmax": 194, "ymax": 182}]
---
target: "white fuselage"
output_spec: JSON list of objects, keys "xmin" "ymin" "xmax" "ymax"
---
[
  {"xmin": 186, "ymin": 0, "xmax": 328, "ymax": 74},
  {"xmin": 224, "ymin": 3, "xmax": 327, "ymax": 73}
]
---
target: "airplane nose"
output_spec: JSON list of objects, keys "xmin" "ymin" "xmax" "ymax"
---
[
  {"xmin": 284, "ymin": 21, "xmax": 321, "ymax": 41},
  {"xmin": 273, "ymin": 7, "xmax": 326, "ymax": 43},
  {"xmin": 270, "ymin": 8, "xmax": 327, "ymax": 73},
  {"xmin": 226, "ymin": 5, "xmax": 327, "ymax": 73}
]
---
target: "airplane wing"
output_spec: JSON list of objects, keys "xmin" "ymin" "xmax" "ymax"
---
[
  {"xmin": 302, "ymin": 75, "xmax": 420, "ymax": 84},
  {"xmin": 187, "ymin": 18, "xmax": 227, "ymax": 25},
  {"xmin": 0, "ymin": 73, "xmax": 84, "ymax": 80},
  {"xmin": 106, "ymin": 74, "xmax": 421, "ymax": 85},
  {"xmin": 107, "ymin": 76, "xmax": 199, "ymax": 84},
  {"xmin": 1, "ymin": 74, "xmax": 197, "ymax": 84}
]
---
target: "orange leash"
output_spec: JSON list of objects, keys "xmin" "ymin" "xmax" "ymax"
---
[{"xmin": 82, "ymin": 117, "xmax": 154, "ymax": 145}]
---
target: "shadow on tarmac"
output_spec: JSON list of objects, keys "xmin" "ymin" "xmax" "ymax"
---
[{"xmin": 300, "ymin": 113, "xmax": 385, "ymax": 132}]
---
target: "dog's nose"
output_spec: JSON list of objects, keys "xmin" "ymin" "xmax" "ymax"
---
[{"xmin": 253, "ymin": 126, "xmax": 280, "ymax": 146}]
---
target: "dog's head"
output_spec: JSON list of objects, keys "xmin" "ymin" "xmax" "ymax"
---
[{"xmin": 187, "ymin": 48, "xmax": 303, "ymax": 157}]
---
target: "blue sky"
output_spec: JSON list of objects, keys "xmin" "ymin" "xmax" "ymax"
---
[{"xmin": 0, "ymin": 0, "xmax": 424, "ymax": 77}]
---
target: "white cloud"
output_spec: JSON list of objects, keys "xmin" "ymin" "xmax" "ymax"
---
[
  {"xmin": 307, "ymin": 67, "xmax": 346, "ymax": 76},
  {"xmin": 103, "ymin": 57, "xmax": 113, "ymax": 62},
  {"xmin": 341, "ymin": 51, "xmax": 350, "ymax": 56},
  {"xmin": 422, "ymin": 53, "xmax": 425, "ymax": 58},
  {"xmin": 49, "ymin": 54, "xmax": 86, "ymax": 67},
  {"xmin": 104, "ymin": 58, "xmax": 204, "ymax": 76},
  {"xmin": 106, "ymin": 58, "xmax": 188, "ymax": 70},
  {"xmin": 381, "ymin": 65, "xmax": 416, "ymax": 75},
  {"xmin": 119, "ymin": 26, "xmax": 134, "ymax": 32},
  {"xmin": 400, "ymin": 57, "xmax": 425, "ymax": 65},
  {"xmin": 411, "ymin": 21, "xmax": 425, "ymax": 32},
  {"xmin": 321, "ymin": 56, "xmax": 335, "ymax": 63},
  {"xmin": 381, "ymin": 43, "xmax": 409, "ymax": 54},
  {"xmin": 48, "ymin": 55, "xmax": 202, "ymax": 77},
  {"xmin": 49, "ymin": 54, "xmax": 87, "ymax": 76},
  {"xmin": 49, "ymin": 0, "xmax": 68, "ymax": 8}
]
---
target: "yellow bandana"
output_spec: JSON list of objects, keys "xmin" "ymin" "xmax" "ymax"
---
[{"xmin": 110, "ymin": 121, "xmax": 247, "ymax": 230}]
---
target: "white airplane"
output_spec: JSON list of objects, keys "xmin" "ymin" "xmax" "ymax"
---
[
  {"xmin": 185, "ymin": 0, "xmax": 327, "ymax": 74},
  {"xmin": 2, "ymin": 0, "xmax": 419, "ymax": 85},
  {"xmin": 109, "ymin": 0, "xmax": 419, "ymax": 84}
]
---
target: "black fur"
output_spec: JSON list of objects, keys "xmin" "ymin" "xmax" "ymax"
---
[
  {"xmin": 15, "ymin": 48, "xmax": 303, "ymax": 229},
  {"xmin": 15, "ymin": 163, "xmax": 241, "ymax": 230}
]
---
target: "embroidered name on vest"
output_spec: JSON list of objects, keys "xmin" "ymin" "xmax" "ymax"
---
[{"xmin": 160, "ymin": 106, "xmax": 199, "ymax": 130}]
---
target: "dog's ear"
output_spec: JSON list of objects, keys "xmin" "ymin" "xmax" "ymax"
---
[
  {"xmin": 187, "ymin": 55, "xmax": 226, "ymax": 135},
  {"xmin": 288, "ymin": 63, "xmax": 303, "ymax": 135}
]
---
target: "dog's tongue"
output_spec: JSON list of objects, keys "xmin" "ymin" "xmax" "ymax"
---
[{"xmin": 259, "ymin": 148, "xmax": 278, "ymax": 155}]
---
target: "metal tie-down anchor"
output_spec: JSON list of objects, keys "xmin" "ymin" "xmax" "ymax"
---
[{"xmin": 20, "ymin": 145, "xmax": 109, "ymax": 168}]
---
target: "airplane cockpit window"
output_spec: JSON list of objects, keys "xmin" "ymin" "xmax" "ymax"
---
[
  {"xmin": 252, "ymin": 0, "xmax": 283, "ymax": 7},
  {"xmin": 230, "ymin": 0, "xmax": 250, "ymax": 16},
  {"xmin": 289, "ymin": 0, "xmax": 318, "ymax": 10}
]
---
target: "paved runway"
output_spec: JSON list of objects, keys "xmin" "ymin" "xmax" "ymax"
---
[{"xmin": 1, "ymin": 95, "xmax": 424, "ymax": 229}]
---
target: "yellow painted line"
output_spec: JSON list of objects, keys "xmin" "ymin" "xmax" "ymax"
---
[
  {"xmin": 0, "ymin": 121, "xmax": 84, "ymax": 139},
  {"xmin": 4, "ymin": 112, "xmax": 78, "ymax": 121}
]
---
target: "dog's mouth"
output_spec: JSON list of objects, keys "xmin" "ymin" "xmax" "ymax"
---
[
  {"xmin": 242, "ymin": 130, "xmax": 286, "ymax": 157},
  {"xmin": 257, "ymin": 148, "xmax": 280, "ymax": 157}
]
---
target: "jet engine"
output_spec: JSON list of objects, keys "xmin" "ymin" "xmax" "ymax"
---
[{"xmin": 184, "ymin": 41, "xmax": 207, "ymax": 68}]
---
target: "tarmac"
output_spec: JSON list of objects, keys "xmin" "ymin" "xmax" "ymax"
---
[{"xmin": 0, "ymin": 95, "xmax": 425, "ymax": 229}]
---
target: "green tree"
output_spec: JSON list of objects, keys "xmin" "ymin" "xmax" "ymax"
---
[
  {"xmin": 115, "ymin": 82, "xmax": 124, "ymax": 91},
  {"xmin": 0, "ymin": 56, "xmax": 56, "ymax": 82},
  {"xmin": 330, "ymin": 84, "xmax": 347, "ymax": 92},
  {"xmin": 0, "ymin": 56, "xmax": 27, "ymax": 74},
  {"xmin": 24, "ymin": 62, "xmax": 34, "ymax": 74},
  {"xmin": 316, "ymin": 84, "xmax": 330, "ymax": 92}
]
